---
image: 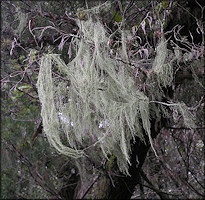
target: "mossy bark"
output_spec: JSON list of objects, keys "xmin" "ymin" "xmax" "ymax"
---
[{"xmin": 94, "ymin": 176, "xmax": 111, "ymax": 199}]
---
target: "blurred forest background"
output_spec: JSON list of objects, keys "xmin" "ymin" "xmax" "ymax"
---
[{"xmin": 1, "ymin": 0, "xmax": 204, "ymax": 199}]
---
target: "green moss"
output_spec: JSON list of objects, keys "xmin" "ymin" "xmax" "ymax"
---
[
  {"xmin": 95, "ymin": 176, "xmax": 110, "ymax": 199},
  {"xmin": 113, "ymin": 11, "xmax": 122, "ymax": 22},
  {"xmin": 106, "ymin": 155, "xmax": 116, "ymax": 172}
]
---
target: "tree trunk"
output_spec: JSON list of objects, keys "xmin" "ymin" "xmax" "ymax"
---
[{"xmin": 74, "ymin": 117, "xmax": 166, "ymax": 199}]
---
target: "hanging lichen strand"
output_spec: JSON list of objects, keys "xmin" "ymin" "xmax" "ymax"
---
[
  {"xmin": 152, "ymin": 36, "xmax": 173, "ymax": 88},
  {"xmin": 37, "ymin": 54, "xmax": 83, "ymax": 158},
  {"xmin": 14, "ymin": 7, "xmax": 28, "ymax": 36},
  {"xmin": 37, "ymin": 16, "xmax": 195, "ymax": 174}
]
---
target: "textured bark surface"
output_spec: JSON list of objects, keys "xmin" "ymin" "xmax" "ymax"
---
[{"xmin": 73, "ymin": 117, "xmax": 166, "ymax": 199}]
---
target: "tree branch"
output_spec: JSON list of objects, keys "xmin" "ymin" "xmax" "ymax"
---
[{"xmin": 166, "ymin": 127, "xmax": 205, "ymax": 130}]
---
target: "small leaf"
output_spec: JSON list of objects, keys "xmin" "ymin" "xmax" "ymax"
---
[
  {"xmin": 161, "ymin": 1, "xmax": 168, "ymax": 8},
  {"xmin": 113, "ymin": 11, "xmax": 122, "ymax": 22},
  {"xmin": 18, "ymin": 85, "xmax": 32, "ymax": 90},
  {"xmin": 13, "ymin": 89, "xmax": 18, "ymax": 94}
]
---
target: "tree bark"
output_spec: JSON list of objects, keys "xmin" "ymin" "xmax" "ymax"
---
[{"xmin": 74, "ymin": 117, "xmax": 166, "ymax": 199}]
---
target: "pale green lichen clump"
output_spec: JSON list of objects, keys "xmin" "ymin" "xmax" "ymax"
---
[
  {"xmin": 152, "ymin": 36, "xmax": 173, "ymax": 88},
  {"xmin": 14, "ymin": 7, "xmax": 28, "ymax": 36},
  {"xmin": 37, "ymin": 16, "xmax": 195, "ymax": 174}
]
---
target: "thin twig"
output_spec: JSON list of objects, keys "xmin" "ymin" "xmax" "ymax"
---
[
  {"xmin": 16, "ymin": 87, "xmax": 39, "ymax": 99},
  {"xmin": 85, "ymin": 0, "xmax": 89, "ymax": 9},
  {"xmin": 28, "ymin": 20, "xmax": 39, "ymax": 47},
  {"xmin": 81, "ymin": 174, "xmax": 100, "ymax": 199},
  {"xmin": 166, "ymin": 127, "xmax": 205, "ymax": 130},
  {"xmin": 149, "ymin": 101, "xmax": 178, "ymax": 106},
  {"xmin": 108, "ymin": 172, "xmax": 115, "ymax": 187}
]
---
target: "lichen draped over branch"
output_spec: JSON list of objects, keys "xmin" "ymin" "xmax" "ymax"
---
[
  {"xmin": 37, "ymin": 17, "xmax": 195, "ymax": 174},
  {"xmin": 152, "ymin": 36, "xmax": 173, "ymax": 88}
]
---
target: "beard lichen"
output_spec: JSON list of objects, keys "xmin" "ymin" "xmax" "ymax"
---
[
  {"xmin": 37, "ymin": 16, "xmax": 195, "ymax": 174},
  {"xmin": 152, "ymin": 36, "xmax": 173, "ymax": 88},
  {"xmin": 14, "ymin": 7, "xmax": 28, "ymax": 36}
]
